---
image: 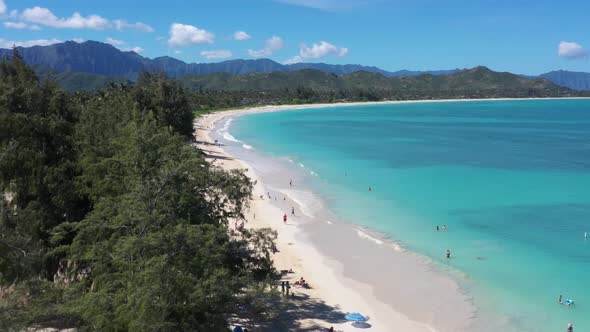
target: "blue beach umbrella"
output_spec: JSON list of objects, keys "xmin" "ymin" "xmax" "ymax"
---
[
  {"xmin": 345, "ymin": 312, "xmax": 368, "ymax": 322},
  {"xmin": 232, "ymin": 327, "xmax": 244, "ymax": 332}
]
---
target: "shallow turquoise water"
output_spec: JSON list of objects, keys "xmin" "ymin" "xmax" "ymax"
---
[{"xmin": 230, "ymin": 100, "xmax": 590, "ymax": 331}]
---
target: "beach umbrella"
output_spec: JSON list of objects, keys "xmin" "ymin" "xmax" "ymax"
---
[
  {"xmin": 345, "ymin": 312, "xmax": 368, "ymax": 322},
  {"xmin": 232, "ymin": 327, "xmax": 243, "ymax": 332}
]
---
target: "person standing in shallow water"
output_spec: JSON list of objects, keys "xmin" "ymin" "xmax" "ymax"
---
[
  {"xmin": 567, "ymin": 322, "xmax": 573, "ymax": 332},
  {"xmin": 446, "ymin": 249, "xmax": 451, "ymax": 259},
  {"xmin": 436, "ymin": 225, "xmax": 440, "ymax": 231}
]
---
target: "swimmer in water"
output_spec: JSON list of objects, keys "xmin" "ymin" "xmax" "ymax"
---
[{"xmin": 368, "ymin": 186, "xmax": 372, "ymax": 191}]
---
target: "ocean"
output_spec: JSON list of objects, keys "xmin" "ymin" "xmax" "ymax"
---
[{"xmin": 218, "ymin": 99, "xmax": 590, "ymax": 331}]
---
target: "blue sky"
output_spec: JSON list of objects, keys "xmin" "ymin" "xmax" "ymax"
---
[{"xmin": 0, "ymin": 0, "xmax": 588, "ymax": 74}]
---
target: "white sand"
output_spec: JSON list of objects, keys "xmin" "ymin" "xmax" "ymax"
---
[
  {"xmin": 196, "ymin": 106, "xmax": 439, "ymax": 331},
  {"xmin": 194, "ymin": 98, "xmax": 584, "ymax": 331}
]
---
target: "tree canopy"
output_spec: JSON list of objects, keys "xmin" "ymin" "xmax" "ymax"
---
[{"xmin": 0, "ymin": 51, "xmax": 277, "ymax": 331}]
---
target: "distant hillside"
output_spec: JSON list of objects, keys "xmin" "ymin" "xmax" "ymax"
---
[
  {"xmin": 32, "ymin": 65, "xmax": 128, "ymax": 91},
  {"xmin": 539, "ymin": 70, "xmax": 590, "ymax": 91},
  {"xmin": 1, "ymin": 41, "xmax": 588, "ymax": 92},
  {"xmin": 0, "ymin": 41, "xmax": 460, "ymax": 80},
  {"xmin": 180, "ymin": 66, "xmax": 573, "ymax": 97}
]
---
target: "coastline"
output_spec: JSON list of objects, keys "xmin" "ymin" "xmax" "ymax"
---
[
  {"xmin": 202, "ymin": 96, "xmax": 590, "ymax": 118},
  {"xmin": 194, "ymin": 99, "xmax": 493, "ymax": 331},
  {"xmin": 196, "ymin": 111, "xmax": 426, "ymax": 331}
]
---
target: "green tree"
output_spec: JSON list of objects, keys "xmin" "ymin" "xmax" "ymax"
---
[
  {"xmin": 1, "ymin": 58, "xmax": 279, "ymax": 332},
  {"xmin": 132, "ymin": 72, "xmax": 194, "ymax": 139}
]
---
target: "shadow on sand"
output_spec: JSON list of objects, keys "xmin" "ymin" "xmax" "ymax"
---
[{"xmin": 230, "ymin": 292, "xmax": 349, "ymax": 331}]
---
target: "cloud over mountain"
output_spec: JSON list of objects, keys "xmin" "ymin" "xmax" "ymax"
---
[
  {"xmin": 233, "ymin": 31, "xmax": 251, "ymax": 41},
  {"xmin": 200, "ymin": 50, "xmax": 232, "ymax": 59},
  {"xmin": 285, "ymin": 41, "xmax": 348, "ymax": 64},
  {"xmin": 248, "ymin": 36, "xmax": 284, "ymax": 57},
  {"xmin": 558, "ymin": 41, "xmax": 588, "ymax": 60},
  {"xmin": 167, "ymin": 23, "xmax": 214, "ymax": 46}
]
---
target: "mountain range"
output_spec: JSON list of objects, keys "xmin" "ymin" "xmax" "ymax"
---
[
  {"xmin": 0, "ymin": 40, "xmax": 589, "ymax": 91},
  {"xmin": 0, "ymin": 41, "xmax": 464, "ymax": 81},
  {"xmin": 179, "ymin": 66, "xmax": 573, "ymax": 96}
]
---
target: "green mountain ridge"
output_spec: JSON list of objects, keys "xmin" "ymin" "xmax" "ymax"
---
[
  {"xmin": 4, "ymin": 41, "xmax": 590, "ymax": 91},
  {"xmin": 179, "ymin": 66, "xmax": 579, "ymax": 100},
  {"xmin": 31, "ymin": 65, "xmax": 129, "ymax": 91}
]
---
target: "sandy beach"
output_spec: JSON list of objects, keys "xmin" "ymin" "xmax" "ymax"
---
[
  {"xmin": 193, "ymin": 98, "xmax": 587, "ymax": 331},
  {"xmin": 195, "ymin": 111, "xmax": 424, "ymax": 331}
]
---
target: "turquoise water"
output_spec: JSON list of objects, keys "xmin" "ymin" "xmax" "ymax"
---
[{"xmin": 230, "ymin": 100, "xmax": 590, "ymax": 331}]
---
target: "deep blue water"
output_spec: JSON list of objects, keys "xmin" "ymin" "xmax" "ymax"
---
[{"xmin": 230, "ymin": 100, "xmax": 590, "ymax": 331}]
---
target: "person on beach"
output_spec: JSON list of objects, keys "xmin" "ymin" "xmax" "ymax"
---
[
  {"xmin": 283, "ymin": 213, "xmax": 287, "ymax": 224},
  {"xmin": 329, "ymin": 327, "xmax": 334, "ymax": 332},
  {"xmin": 446, "ymin": 249, "xmax": 451, "ymax": 259},
  {"xmin": 291, "ymin": 207, "xmax": 295, "ymax": 216},
  {"xmin": 290, "ymin": 179, "xmax": 293, "ymax": 187}
]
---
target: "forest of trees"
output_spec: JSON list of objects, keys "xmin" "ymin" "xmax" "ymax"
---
[{"xmin": 0, "ymin": 52, "xmax": 279, "ymax": 331}]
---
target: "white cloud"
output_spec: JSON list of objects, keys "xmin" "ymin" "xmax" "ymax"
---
[
  {"xmin": 167, "ymin": 23, "xmax": 214, "ymax": 46},
  {"xmin": 558, "ymin": 41, "xmax": 588, "ymax": 60},
  {"xmin": 248, "ymin": 36, "xmax": 284, "ymax": 57},
  {"xmin": 233, "ymin": 31, "xmax": 251, "ymax": 41},
  {"xmin": 18, "ymin": 6, "xmax": 153, "ymax": 32},
  {"xmin": 123, "ymin": 46, "xmax": 144, "ymax": 53},
  {"xmin": 3, "ymin": 22, "xmax": 41, "ymax": 30},
  {"xmin": 0, "ymin": 0, "xmax": 6, "ymax": 15},
  {"xmin": 114, "ymin": 20, "xmax": 154, "ymax": 32},
  {"xmin": 274, "ymin": 0, "xmax": 365, "ymax": 11},
  {"xmin": 284, "ymin": 41, "xmax": 348, "ymax": 64},
  {"xmin": 106, "ymin": 37, "xmax": 125, "ymax": 46},
  {"xmin": 0, "ymin": 38, "xmax": 62, "ymax": 48},
  {"xmin": 104, "ymin": 38, "xmax": 144, "ymax": 53},
  {"xmin": 3, "ymin": 22, "xmax": 27, "ymax": 29},
  {"xmin": 200, "ymin": 49, "xmax": 232, "ymax": 59},
  {"xmin": 21, "ymin": 7, "xmax": 111, "ymax": 29}
]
